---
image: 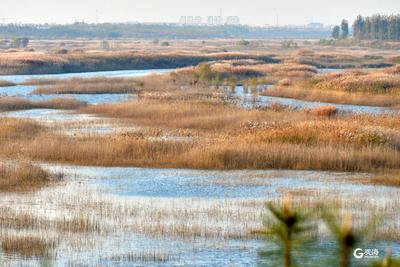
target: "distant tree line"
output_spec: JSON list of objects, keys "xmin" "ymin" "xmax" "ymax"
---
[
  {"xmin": 0, "ymin": 23, "xmax": 331, "ymax": 40},
  {"xmin": 331, "ymin": 20, "xmax": 349, "ymax": 39},
  {"xmin": 353, "ymin": 14, "xmax": 400, "ymax": 41}
]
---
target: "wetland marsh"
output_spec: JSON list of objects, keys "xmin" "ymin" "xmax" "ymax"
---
[{"xmin": 0, "ymin": 39, "xmax": 399, "ymax": 266}]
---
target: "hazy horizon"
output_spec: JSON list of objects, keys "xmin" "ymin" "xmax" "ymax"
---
[{"xmin": 2, "ymin": 0, "xmax": 400, "ymax": 26}]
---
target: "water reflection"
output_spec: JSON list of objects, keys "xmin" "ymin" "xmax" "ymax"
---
[{"xmin": 229, "ymin": 85, "xmax": 392, "ymax": 114}]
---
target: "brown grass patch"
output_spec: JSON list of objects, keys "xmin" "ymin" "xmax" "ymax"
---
[
  {"xmin": 0, "ymin": 97, "xmax": 87, "ymax": 111},
  {"xmin": 55, "ymin": 216, "xmax": 100, "ymax": 233},
  {"xmin": 1, "ymin": 91, "xmax": 400, "ymax": 172},
  {"xmin": 0, "ymin": 208, "xmax": 100, "ymax": 233},
  {"xmin": 1, "ymin": 236, "xmax": 54, "ymax": 258},
  {"xmin": 32, "ymin": 77, "xmax": 142, "ymax": 94},
  {"xmin": 0, "ymin": 163, "xmax": 61, "ymax": 192},
  {"xmin": 383, "ymin": 64, "xmax": 400, "ymax": 75},
  {"xmin": 1, "ymin": 99, "xmax": 383, "ymax": 171},
  {"xmin": 0, "ymin": 50, "xmax": 278, "ymax": 75},
  {"xmin": 211, "ymin": 62, "xmax": 317, "ymax": 77},
  {"xmin": 177, "ymin": 62, "xmax": 316, "ymax": 81},
  {"xmin": 263, "ymin": 86, "xmax": 400, "ymax": 107},
  {"xmin": 238, "ymin": 118, "xmax": 399, "ymax": 148},
  {"xmin": 5, "ymin": 135, "xmax": 396, "ymax": 172},
  {"xmin": 277, "ymin": 79, "xmax": 291, "ymax": 86},
  {"xmin": 1, "ymin": 107, "xmax": 399, "ymax": 172},
  {"xmin": 0, "ymin": 80, "xmax": 15, "ymax": 87},
  {"xmin": 292, "ymin": 51, "xmax": 391, "ymax": 69},
  {"xmin": 305, "ymin": 105, "xmax": 338, "ymax": 117},
  {"xmin": 80, "ymin": 99, "xmax": 276, "ymax": 132},
  {"xmin": 368, "ymin": 175, "xmax": 400, "ymax": 187},
  {"xmin": 311, "ymin": 70, "xmax": 400, "ymax": 94},
  {"xmin": 355, "ymin": 173, "xmax": 400, "ymax": 187},
  {"xmin": 0, "ymin": 118, "xmax": 43, "ymax": 140}
]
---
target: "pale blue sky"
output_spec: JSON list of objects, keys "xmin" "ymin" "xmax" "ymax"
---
[{"xmin": 2, "ymin": 0, "xmax": 399, "ymax": 25}]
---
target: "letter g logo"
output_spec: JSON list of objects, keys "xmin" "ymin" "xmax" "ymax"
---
[{"xmin": 354, "ymin": 248, "xmax": 364, "ymax": 259}]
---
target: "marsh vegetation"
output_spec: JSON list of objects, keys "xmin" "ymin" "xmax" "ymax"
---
[
  {"xmin": 263, "ymin": 67, "xmax": 400, "ymax": 107},
  {"xmin": 0, "ymin": 97, "xmax": 87, "ymax": 111},
  {"xmin": 0, "ymin": 39, "xmax": 399, "ymax": 266}
]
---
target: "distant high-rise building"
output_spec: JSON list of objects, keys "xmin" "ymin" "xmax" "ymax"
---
[
  {"xmin": 179, "ymin": 14, "xmax": 240, "ymax": 26},
  {"xmin": 206, "ymin": 16, "xmax": 214, "ymax": 25},
  {"xmin": 215, "ymin": 16, "xmax": 223, "ymax": 25},
  {"xmin": 307, "ymin": 22, "xmax": 324, "ymax": 28},
  {"xmin": 206, "ymin": 16, "xmax": 223, "ymax": 26},
  {"xmin": 179, "ymin": 16, "xmax": 203, "ymax": 25},
  {"xmin": 179, "ymin": 16, "xmax": 187, "ymax": 24},
  {"xmin": 225, "ymin": 16, "xmax": 240, "ymax": 25},
  {"xmin": 186, "ymin": 16, "xmax": 194, "ymax": 24},
  {"xmin": 193, "ymin": 16, "xmax": 202, "ymax": 24}
]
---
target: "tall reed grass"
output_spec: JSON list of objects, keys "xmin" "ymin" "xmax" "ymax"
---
[
  {"xmin": 0, "ymin": 163, "xmax": 61, "ymax": 192},
  {"xmin": 0, "ymin": 97, "xmax": 87, "ymax": 111},
  {"xmin": 2, "ymin": 97, "xmax": 398, "ymax": 172},
  {"xmin": 263, "ymin": 67, "xmax": 400, "ymax": 107},
  {"xmin": 1, "ymin": 236, "xmax": 54, "ymax": 258},
  {"xmin": 0, "ymin": 50, "xmax": 278, "ymax": 75},
  {"xmin": 0, "ymin": 80, "xmax": 15, "ymax": 87},
  {"xmin": 32, "ymin": 77, "xmax": 142, "ymax": 94}
]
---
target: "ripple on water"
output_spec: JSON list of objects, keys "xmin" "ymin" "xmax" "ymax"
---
[{"xmin": 0, "ymin": 164, "xmax": 399, "ymax": 266}]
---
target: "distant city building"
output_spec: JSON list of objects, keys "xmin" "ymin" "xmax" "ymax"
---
[
  {"xmin": 179, "ymin": 16, "xmax": 203, "ymax": 25},
  {"xmin": 179, "ymin": 15, "xmax": 240, "ymax": 26},
  {"xmin": 179, "ymin": 16, "xmax": 187, "ymax": 24},
  {"xmin": 194, "ymin": 16, "xmax": 202, "ymax": 24},
  {"xmin": 307, "ymin": 22, "xmax": 324, "ymax": 28},
  {"xmin": 186, "ymin": 16, "xmax": 194, "ymax": 24},
  {"xmin": 225, "ymin": 16, "xmax": 240, "ymax": 25},
  {"xmin": 206, "ymin": 16, "xmax": 223, "ymax": 26}
]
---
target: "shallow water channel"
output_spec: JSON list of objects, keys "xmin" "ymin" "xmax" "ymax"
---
[
  {"xmin": 0, "ymin": 69, "xmax": 172, "ymax": 105},
  {"xmin": 1, "ymin": 68, "xmax": 398, "ymax": 114},
  {"xmin": 231, "ymin": 86, "xmax": 394, "ymax": 114},
  {"xmin": 0, "ymin": 165, "xmax": 398, "ymax": 266}
]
